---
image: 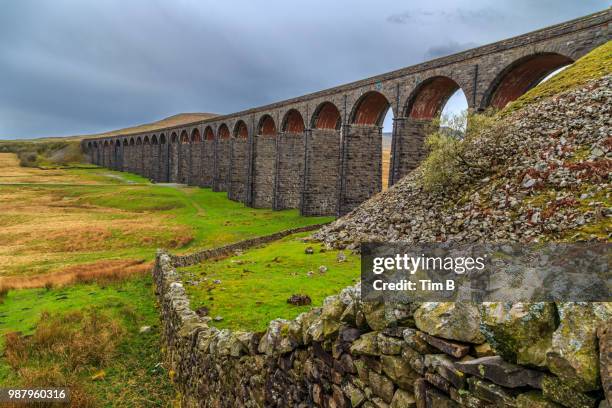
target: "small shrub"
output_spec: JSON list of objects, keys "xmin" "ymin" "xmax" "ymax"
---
[
  {"xmin": 18, "ymin": 151, "xmax": 38, "ymax": 167},
  {"xmin": 421, "ymin": 111, "xmax": 499, "ymax": 192}
]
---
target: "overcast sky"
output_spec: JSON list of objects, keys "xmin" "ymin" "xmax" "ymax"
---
[{"xmin": 0, "ymin": 0, "xmax": 607, "ymax": 139}]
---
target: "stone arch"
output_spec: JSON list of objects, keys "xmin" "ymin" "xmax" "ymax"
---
[
  {"xmin": 258, "ymin": 115, "xmax": 277, "ymax": 137},
  {"xmin": 204, "ymin": 126, "xmax": 215, "ymax": 140},
  {"xmin": 404, "ymin": 76, "xmax": 463, "ymax": 120},
  {"xmin": 142, "ymin": 136, "xmax": 151, "ymax": 178},
  {"xmin": 229, "ymin": 120, "xmax": 249, "ymax": 202},
  {"xmin": 234, "ymin": 120, "xmax": 248, "ymax": 139},
  {"xmin": 178, "ymin": 130, "xmax": 190, "ymax": 183},
  {"xmin": 191, "ymin": 128, "xmax": 201, "ymax": 143},
  {"xmin": 350, "ymin": 91, "xmax": 391, "ymax": 126},
  {"xmin": 159, "ymin": 133, "xmax": 169, "ymax": 182},
  {"xmin": 134, "ymin": 137, "xmax": 143, "ymax": 175},
  {"xmin": 252, "ymin": 114, "xmax": 277, "ymax": 207},
  {"xmin": 311, "ymin": 102, "xmax": 341, "ymax": 130},
  {"xmin": 281, "ymin": 109, "xmax": 305, "ymax": 133},
  {"xmin": 276, "ymin": 109, "xmax": 306, "ymax": 210},
  {"xmin": 169, "ymin": 132, "xmax": 179, "ymax": 182},
  {"xmin": 122, "ymin": 138, "xmax": 128, "ymax": 146},
  {"xmin": 214, "ymin": 124, "xmax": 231, "ymax": 191},
  {"xmin": 338, "ymin": 91, "xmax": 393, "ymax": 214},
  {"xmin": 218, "ymin": 124, "xmax": 230, "ymax": 139},
  {"xmin": 303, "ymin": 101, "xmax": 342, "ymax": 215},
  {"xmin": 482, "ymin": 52, "xmax": 574, "ymax": 110},
  {"xmin": 189, "ymin": 129, "xmax": 202, "ymax": 185},
  {"xmin": 180, "ymin": 130, "xmax": 189, "ymax": 144},
  {"xmin": 129, "ymin": 138, "xmax": 135, "ymax": 145},
  {"xmin": 201, "ymin": 126, "xmax": 215, "ymax": 187},
  {"xmin": 152, "ymin": 135, "xmax": 158, "ymax": 144}
]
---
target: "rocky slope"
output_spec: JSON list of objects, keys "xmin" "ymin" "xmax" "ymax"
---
[
  {"xmin": 315, "ymin": 75, "xmax": 611, "ymax": 249},
  {"xmin": 306, "ymin": 50, "xmax": 611, "ymax": 407}
]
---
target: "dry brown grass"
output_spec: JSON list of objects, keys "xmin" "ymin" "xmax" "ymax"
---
[
  {"xmin": 78, "ymin": 112, "xmax": 217, "ymax": 141},
  {"xmin": 0, "ymin": 259, "xmax": 152, "ymax": 292},
  {"xmin": 382, "ymin": 148, "xmax": 391, "ymax": 190},
  {"xmin": 4, "ymin": 310, "xmax": 124, "ymax": 407},
  {"xmin": 0, "ymin": 154, "xmax": 97, "ymax": 184},
  {"xmin": 0, "ymin": 154, "xmax": 192, "ymax": 277}
]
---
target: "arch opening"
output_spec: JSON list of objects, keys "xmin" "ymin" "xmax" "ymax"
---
[
  {"xmin": 258, "ymin": 115, "xmax": 276, "ymax": 136},
  {"xmin": 234, "ymin": 121, "xmax": 248, "ymax": 139},
  {"xmin": 171, "ymin": 132, "xmax": 178, "ymax": 144},
  {"xmin": 204, "ymin": 126, "xmax": 214, "ymax": 140},
  {"xmin": 282, "ymin": 109, "xmax": 305, "ymax": 133},
  {"xmin": 129, "ymin": 138, "xmax": 135, "ymax": 146},
  {"xmin": 312, "ymin": 102, "xmax": 341, "ymax": 130},
  {"xmin": 218, "ymin": 124, "xmax": 230, "ymax": 139},
  {"xmin": 160, "ymin": 134, "xmax": 166, "ymax": 144},
  {"xmin": 152, "ymin": 135, "xmax": 158, "ymax": 145},
  {"xmin": 486, "ymin": 53, "xmax": 574, "ymax": 110},
  {"xmin": 180, "ymin": 130, "xmax": 189, "ymax": 144},
  {"xmin": 405, "ymin": 76, "xmax": 462, "ymax": 120},
  {"xmin": 351, "ymin": 91, "xmax": 390, "ymax": 126},
  {"xmin": 143, "ymin": 136, "xmax": 150, "ymax": 145},
  {"xmin": 191, "ymin": 129, "xmax": 201, "ymax": 143}
]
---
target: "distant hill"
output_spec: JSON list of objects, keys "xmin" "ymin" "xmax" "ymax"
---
[{"xmin": 3, "ymin": 112, "xmax": 218, "ymax": 142}]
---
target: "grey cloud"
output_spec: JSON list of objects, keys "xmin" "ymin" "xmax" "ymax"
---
[
  {"xmin": 425, "ymin": 41, "xmax": 480, "ymax": 59},
  {"xmin": 386, "ymin": 7, "xmax": 502, "ymax": 25},
  {"xmin": 0, "ymin": 0, "xmax": 608, "ymax": 139},
  {"xmin": 386, "ymin": 11, "xmax": 413, "ymax": 24}
]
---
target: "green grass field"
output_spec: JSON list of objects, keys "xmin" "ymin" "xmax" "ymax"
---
[
  {"xmin": 178, "ymin": 232, "xmax": 360, "ymax": 332},
  {"xmin": 0, "ymin": 153, "xmax": 335, "ymax": 407}
]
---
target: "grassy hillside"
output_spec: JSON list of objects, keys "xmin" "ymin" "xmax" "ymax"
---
[{"xmin": 1, "ymin": 112, "xmax": 217, "ymax": 143}]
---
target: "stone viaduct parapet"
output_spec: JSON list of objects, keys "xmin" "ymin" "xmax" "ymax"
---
[{"xmin": 83, "ymin": 10, "xmax": 611, "ymax": 216}]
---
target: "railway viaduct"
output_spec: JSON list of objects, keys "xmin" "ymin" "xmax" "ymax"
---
[{"xmin": 83, "ymin": 9, "xmax": 611, "ymax": 216}]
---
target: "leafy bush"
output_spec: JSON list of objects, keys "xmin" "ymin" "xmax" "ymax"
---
[
  {"xmin": 421, "ymin": 111, "xmax": 499, "ymax": 192},
  {"xmin": 18, "ymin": 151, "xmax": 39, "ymax": 167}
]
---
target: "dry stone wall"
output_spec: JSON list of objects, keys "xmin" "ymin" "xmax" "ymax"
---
[{"xmin": 153, "ymin": 229, "xmax": 611, "ymax": 408}]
